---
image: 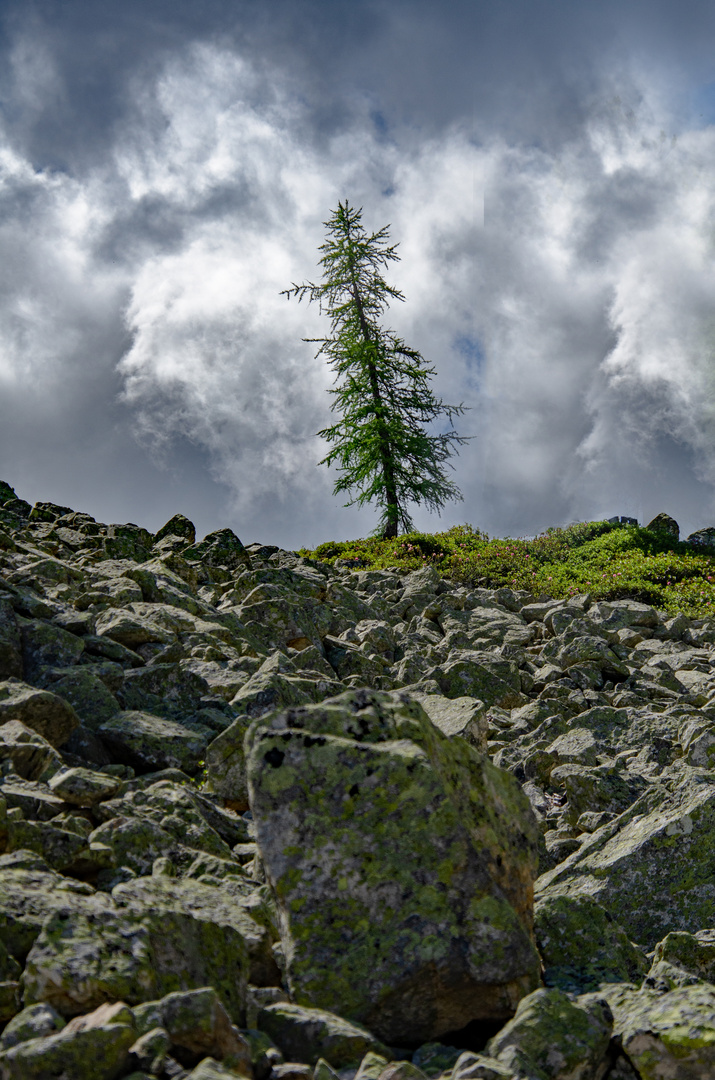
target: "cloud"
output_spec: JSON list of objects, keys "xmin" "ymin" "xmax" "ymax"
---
[{"xmin": 3, "ymin": 12, "xmax": 715, "ymax": 544}]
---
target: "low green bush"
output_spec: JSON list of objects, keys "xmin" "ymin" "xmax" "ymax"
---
[{"xmin": 301, "ymin": 520, "xmax": 715, "ymax": 618}]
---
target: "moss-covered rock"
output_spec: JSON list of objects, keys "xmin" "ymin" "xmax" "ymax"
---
[
  {"xmin": 183, "ymin": 529, "xmax": 251, "ymax": 572},
  {"xmin": 112, "ymin": 873, "xmax": 279, "ymax": 987},
  {"xmin": 98, "ymin": 711, "xmax": 214, "ymax": 774},
  {"xmin": 0, "ymin": 600, "xmax": 22, "ymax": 680},
  {"xmin": 0, "ymin": 999, "xmax": 137, "ymax": 1079},
  {"xmin": 0, "ymin": 1001, "xmax": 66, "ymax": 1049},
  {"xmin": 257, "ymin": 1002, "xmax": 389, "ymax": 1068},
  {"xmin": 0, "ymin": 679, "xmax": 80, "ymax": 747},
  {"xmin": 436, "ymin": 652, "xmax": 526, "ymax": 708},
  {"xmin": 18, "ymin": 618, "xmax": 85, "ymax": 682},
  {"xmin": 411, "ymin": 693, "xmax": 488, "ymax": 751},
  {"xmin": 645, "ymin": 929, "xmax": 715, "ymax": 991},
  {"xmin": 587, "ymin": 981, "xmax": 715, "ymax": 1079},
  {"xmin": 22, "ymin": 901, "xmax": 248, "ymax": 1022},
  {"xmin": 486, "ymin": 987, "xmax": 612, "ymax": 1079},
  {"xmin": 536, "ymin": 773, "xmax": 715, "ymax": 948},
  {"xmin": 0, "ymin": 862, "xmax": 112, "ymax": 963},
  {"xmin": 246, "ymin": 689, "xmax": 541, "ymax": 1045},
  {"xmin": 48, "ymin": 766, "xmax": 121, "ymax": 806},
  {"xmin": 44, "ymin": 667, "xmax": 120, "ymax": 732},
  {"xmin": 534, "ymin": 894, "xmax": 647, "ymax": 993},
  {"xmin": 154, "ymin": 986, "xmax": 253, "ymax": 1071},
  {"xmin": 0, "ymin": 720, "xmax": 64, "ymax": 780}
]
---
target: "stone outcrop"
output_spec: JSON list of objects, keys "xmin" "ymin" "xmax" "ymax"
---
[
  {"xmin": 246, "ymin": 691, "xmax": 541, "ymax": 1044},
  {"xmin": 0, "ymin": 479, "xmax": 715, "ymax": 1076}
]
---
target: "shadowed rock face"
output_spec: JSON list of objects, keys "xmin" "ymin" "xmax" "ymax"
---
[{"xmin": 2, "ymin": 483, "xmax": 715, "ymax": 1075}]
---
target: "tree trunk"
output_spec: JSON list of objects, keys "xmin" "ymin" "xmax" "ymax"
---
[{"xmin": 344, "ymin": 223, "xmax": 401, "ymax": 536}]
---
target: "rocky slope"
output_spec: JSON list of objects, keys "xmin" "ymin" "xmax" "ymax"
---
[{"xmin": 0, "ymin": 482, "xmax": 714, "ymax": 1078}]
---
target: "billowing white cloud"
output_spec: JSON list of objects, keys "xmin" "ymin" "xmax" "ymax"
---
[{"xmin": 3, "ymin": 29, "xmax": 715, "ymax": 543}]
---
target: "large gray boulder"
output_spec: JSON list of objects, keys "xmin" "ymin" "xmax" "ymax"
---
[
  {"xmin": 246, "ymin": 689, "xmax": 541, "ymax": 1045},
  {"xmin": 536, "ymin": 770, "xmax": 715, "ymax": 948}
]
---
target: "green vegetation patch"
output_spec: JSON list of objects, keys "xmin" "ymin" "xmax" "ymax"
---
[{"xmin": 302, "ymin": 521, "xmax": 715, "ymax": 618}]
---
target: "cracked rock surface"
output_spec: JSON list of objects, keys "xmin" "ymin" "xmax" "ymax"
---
[{"xmin": 1, "ymin": 483, "xmax": 715, "ymax": 1077}]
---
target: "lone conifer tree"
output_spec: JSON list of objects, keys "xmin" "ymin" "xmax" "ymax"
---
[{"xmin": 283, "ymin": 200, "xmax": 468, "ymax": 538}]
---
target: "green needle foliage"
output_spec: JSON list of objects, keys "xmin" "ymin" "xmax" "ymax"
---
[{"xmin": 283, "ymin": 200, "xmax": 469, "ymax": 538}]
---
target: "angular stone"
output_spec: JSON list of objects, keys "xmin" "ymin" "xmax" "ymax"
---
[
  {"xmin": 412, "ymin": 693, "xmax": 488, "ymax": 752},
  {"xmin": 534, "ymin": 894, "xmax": 646, "ymax": 993},
  {"xmin": 0, "ymin": 601, "xmax": 22, "ymax": 680},
  {"xmin": 94, "ymin": 609, "xmax": 174, "ymax": 648},
  {"xmin": 592, "ymin": 981, "xmax": 715, "ymax": 1080},
  {"xmin": 0, "ymin": 679, "xmax": 79, "ymax": 747},
  {"xmin": 204, "ymin": 715, "xmax": 253, "ymax": 807},
  {"xmin": 6, "ymin": 815, "xmax": 93, "ymax": 873},
  {"xmin": 45, "ymin": 668, "xmax": 120, "ymax": 732},
  {"xmin": 536, "ymin": 774, "xmax": 715, "ymax": 948},
  {"xmin": 450, "ymin": 1051, "xmax": 512, "ymax": 1079},
  {"xmin": 156, "ymin": 987, "xmax": 252, "ymax": 1071},
  {"xmin": 589, "ymin": 600, "xmax": 660, "ymax": 631},
  {"xmin": 112, "ymin": 873, "xmax": 278, "ymax": 987},
  {"xmin": 184, "ymin": 529, "xmax": 251, "ymax": 572},
  {"xmin": 19, "ymin": 619, "xmax": 85, "ymax": 682},
  {"xmin": 246, "ymin": 690, "xmax": 541, "ymax": 1045},
  {"xmin": 155, "ymin": 514, "xmax": 197, "ymax": 546},
  {"xmin": 22, "ymin": 903, "xmax": 248, "ymax": 1023},
  {"xmin": 486, "ymin": 988, "xmax": 612, "ymax": 1080},
  {"xmin": 258, "ymin": 1003, "xmax": 389, "ymax": 1068},
  {"xmin": 0, "ymin": 1000, "xmax": 136, "ymax": 1079},
  {"xmin": 0, "ymin": 720, "xmax": 63, "ymax": 781},
  {"xmin": 0, "ymin": 864, "xmax": 112, "ymax": 963},
  {"xmin": 98, "ymin": 711, "xmax": 213, "ymax": 775},
  {"xmin": 646, "ymin": 512, "xmax": 679, "ymax": 540},
  {"xmin": 48, "ymin": 766, "xmax": 121, "ymax": 806},
  {"xmin": 0, "ymin": 1001, "xmax": 66, "ymax": 1049},
  {"xmin": 436, "ymin": 653, "xmax": 526, "ymax": 708},
  {"xmin": 127, "ymin": 1025, "xmax": 171, "ymax": 1072},
  {"xmin": 646, "ymin": 929, "xmax": 715, "ymax": 990}
]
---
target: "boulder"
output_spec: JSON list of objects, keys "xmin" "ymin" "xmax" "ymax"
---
[
  {"xmin": 0, "ymin": 721, "xmax": 63, "ymax": 780},
  {"xmin": 485, "ymin": 988, "xmax": 612, "ymax": 1080},
  {"xmin": 183, "ymin": 529, "xmax": 251, "ymax": 572},
  {"xmin": 0, "ymin": 1001, "xmax": 66, "ymax": 1049},
  {"xmin": 536, "ymin": 772, "xmax": 715, "ymax": 948},
  {"xmin": 0, "ymin": 679, "xmax": 79, "ymax": 746},
  {"xmin": 412, "ymin": 693, "xmax": 488, "ymax": 751},
  {"xmin": 589, "ymin": 981, "xmax": 715, "ymax": 1080},
  {"xmin": 48, "ymin": 766, "xmax": 121, "ymax": 806},
  {"xmin": 43, "ymin": 667, "xmax": 120, "ymax": 731},
  {"xmin": 19, "ymin": 619, "xmax": 85, "ymax": 682},
  {"xmin": 0, "ymin": 999, "xmax": 136, "ymax": 1080},
  {"xmin": 112, "ymin": 873, "xmax": 280, "ymax": 987},
  {"xmin": 246, "ymin": 689, "xmax": 541, "ymax": 1044},
  {"xmin": 0, "ymin": 600, "xmax": 22, "ymax": 680},
  {"xmin": 154, "ymin": 514, "xmax": 197, "ymax": 546},
  {"xmin": 97, "ymin": 711, "xmax": 214, "ymax": 774},
  {"xmin": 0, "ymin": 862, "xmax": 113, "ymax": 963},
  {"xmin": 258, "ymin": 1003, "xmax": 389, "ymax": 1068},
  {"xmin": 145, "ymin": 986, "xmax": 252, "ymax": 1071},
  {"xmin": 645, "ymin": 928, "xmax": 715, "ymax": 990},
  {"xmin": 534, "ymin": 893, "xmax": 646, "ymax": 993},
  {"xmin": 646, "ymin": 512, "xmax": 680, "ymax": 539},
  {"xmin": 21, "ymin": 902, "xmax": 248, "ymax": 1022}
]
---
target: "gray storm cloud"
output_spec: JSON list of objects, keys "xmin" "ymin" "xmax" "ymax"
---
[{"xmin": 2, "ymin": 14, "xmax": 715, "ymax": 544}]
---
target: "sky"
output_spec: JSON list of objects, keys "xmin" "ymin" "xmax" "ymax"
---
[{"xmin": 4, "ymin": 2, "xmax": 715, "ymax": 547}]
